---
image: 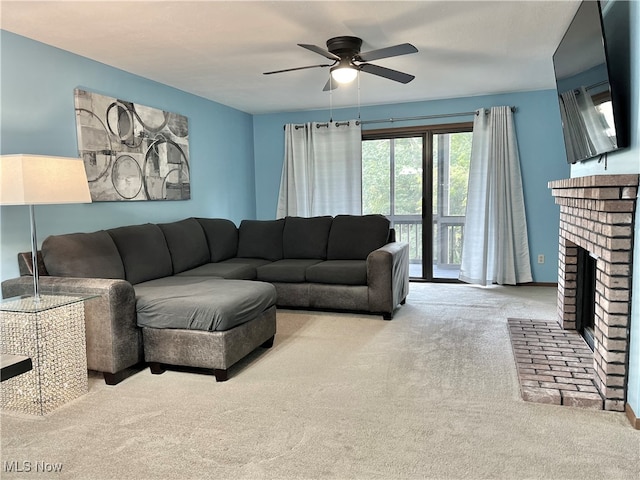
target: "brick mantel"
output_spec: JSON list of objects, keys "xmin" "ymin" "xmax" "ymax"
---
[{"xmin": 549, "ymin": 174, "xmax": 638, "ymax": 411}]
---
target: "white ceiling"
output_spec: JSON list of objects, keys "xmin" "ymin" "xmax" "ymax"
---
[{"xmin": 0, "ymin": 0, "xmax": 581, "ymax": 115}]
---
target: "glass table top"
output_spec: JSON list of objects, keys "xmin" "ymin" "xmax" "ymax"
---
[{"xmin": 0, "ymin": 294, "xmax": 94, "ymax": 314}]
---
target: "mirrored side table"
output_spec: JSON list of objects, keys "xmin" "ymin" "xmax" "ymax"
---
[{"xmin": 0, "ymin": 294, "xmax": 89, "ymax": 415}]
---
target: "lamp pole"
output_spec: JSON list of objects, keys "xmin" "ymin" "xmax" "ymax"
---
[{"xmin": 28, "ymin": 204, "xmax": 40, "ymax": 299}]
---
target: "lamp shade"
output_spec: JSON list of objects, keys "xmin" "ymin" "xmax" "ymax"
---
[{"xmin": 0, "ymin": 154, "xmax": 92, "ymax": 206}]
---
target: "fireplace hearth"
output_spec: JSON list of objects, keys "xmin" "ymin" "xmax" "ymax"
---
[{"xmin": 549, "ymin": 174, "xmax": 638, "ymax": 412}]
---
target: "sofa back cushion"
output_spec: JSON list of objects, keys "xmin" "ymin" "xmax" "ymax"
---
[
  {"xmin": 237, "ymin": 219, "xmax": 285, "ymax": 261},
  {"xmin": 196, "ymin": 218, "xmax": 238, "ymax": 262},
  {"xmin": 108, "ymin": 224, "xmax": 173, "ymax": 284},
  {"xmin": 327, "ymin": 214, "xmax": 391, "ymax": 260},
  {"xmin": 283, "ymin": 216, "xmax": 333, "ymax": 259},
  {"xmin": 42, "ymin": 230, "xmax": 125, "ymax": 279},
  {"xmin": 158, "ymin": 218, "xmax": 210, "ymax": 274}
]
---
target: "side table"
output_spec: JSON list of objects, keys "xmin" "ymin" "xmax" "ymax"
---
[{"xmin": 0, "ymin": 294, "xmax": 89, "ymax": 415}]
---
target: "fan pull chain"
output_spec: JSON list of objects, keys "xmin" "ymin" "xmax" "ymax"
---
[
  {"xmin": 329, "ymin": 74, "xmax": 333, "ymax": 123},
  {"xmin": 357, "ymin": 70, "xmax": 361, "ymax": 120}
]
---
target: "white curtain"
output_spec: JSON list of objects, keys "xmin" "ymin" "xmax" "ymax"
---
[
  {"xmin": 459, "ymin": 106, "xmax": 532, "ymax": 286},
  {"xmin": 276, "ymin": 120, "xmax": 362, "ymax": 217},
  {"xmin": 559, "ymin": 87, "xmax": 617, "ymax": 163}
]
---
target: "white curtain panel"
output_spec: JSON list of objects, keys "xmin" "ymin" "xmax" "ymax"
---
[
  {"xmin": 277, "ymin": 120, "xmax": 362, "ymax": 217},
  {"xmin": 559, "ymin": 87, "xmax": 616, "ymax": 163},
  {"xmin": 459, "ymin": 106, "xmax": 533, "ymax": 286},
  {"xmin": 277, "ymin": 124, "xmax": 313, "ymax": 217}
]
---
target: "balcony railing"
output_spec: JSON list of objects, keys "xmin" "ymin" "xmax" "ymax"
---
[
  {"xmin": 435, "ymin": 216, "xmax": 465, "ymax": 266},
  {"xmin": 390, "ymin": 215, "xmax": 465, "ymax": 277}
]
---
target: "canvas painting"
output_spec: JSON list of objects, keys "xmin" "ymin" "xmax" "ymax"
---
[{"xmin": 74, "ymin": 88, "xmax": 190, "ymax": 201}]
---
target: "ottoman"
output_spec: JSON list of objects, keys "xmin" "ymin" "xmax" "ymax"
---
[{"xmin": 135, "ymin": 277, "xmax": 277, "ymax": 381}]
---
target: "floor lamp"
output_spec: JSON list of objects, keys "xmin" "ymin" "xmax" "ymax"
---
[{"xmin": 0, "ymin": 154, "xmax": 92, "ymax": 299}]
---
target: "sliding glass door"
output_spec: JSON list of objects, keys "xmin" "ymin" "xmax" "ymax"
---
[
  {"xmin": 362, "ymin": 124, "xmax": 472, "ymax": 281},
  {"xmin": 432, "ymin": 130, "xmax": 473, "ymax": 279}
]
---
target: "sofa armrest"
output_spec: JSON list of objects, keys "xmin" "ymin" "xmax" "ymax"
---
[
  {"xmin": 1, "ymin": 276, "xmax": 142, "ymax": 375},
  {"xmin": 366, "ymin": 242, "xmax": 410, "ymax": 318}
]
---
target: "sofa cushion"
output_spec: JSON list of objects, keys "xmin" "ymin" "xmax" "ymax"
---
[
  {"xmin": 283, "ymin": 216, "xmax": 333, "ymax": 259},
  {"xmin": 158, "ymin": 218, "xmax": 210, "ymax": 274},
  {"xmin": 134, "ymin": 276, "xmax": 277, "ymax": 331},
  {"xmin": 41, "ymin": 230, "xmax": 125, "ymax": 279},
  {"xmin": 108, "ymin": 224, "xmax": 173, "ymax": 284},
  {"xmin": 305, "ymin": 260, "xmax": 367, "ymax": 286},
  {"xmin": 327, "ymin": 215, "xmax": 390, "ymax": 260},
  {"xmin": 220, "ymin": 258, "xmax": 272, "ymax": 279},
  {"xmin": 177, "ymin": 261, "xmax": 258, "ymax": 280},
  {"xmin": 237, "ymin": 219, "xmax": 285, "ymax": 261},
  {"xmin": 196, "ymin": 218, "xmax": 238, "ymax": 262},
  {"xmin": 257, "ymin": 259, "xmax": 323, "ymax": 283}
]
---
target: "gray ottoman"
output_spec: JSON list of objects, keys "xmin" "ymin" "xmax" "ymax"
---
[{"xmin": 135, "ymin": 277, "xmax": 277, "ymax": 381}]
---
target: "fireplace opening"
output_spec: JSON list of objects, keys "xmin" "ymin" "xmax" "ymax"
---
[{"xmin": 576, "ymin": 247, "xmax": 597, "ymax": 351}]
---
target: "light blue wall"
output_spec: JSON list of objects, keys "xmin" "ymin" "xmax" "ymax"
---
[
  {"xmin": 253, "ymin": 90, "xmax": 570, "ymax": 283},
  {"xmin": 0, "ymin": 31, "xmax": 257, "ymax": 280}
]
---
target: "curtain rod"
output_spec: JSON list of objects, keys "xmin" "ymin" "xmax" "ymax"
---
[
  {"xmin": 283, "ymin": 107, "xmax": 516, "ymax": 129},
  {"xmin": 360, "ymin": 106, "xmax": 517, "ymax": 126},
  {"xmin": 286, "ymin": 120, "xmax": 355, "ymax": 130}
]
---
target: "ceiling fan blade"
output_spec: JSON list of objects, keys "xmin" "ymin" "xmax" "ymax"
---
[
  {"xmin": 322, "ymin": 78, "xmax": 339, "ymax": 92},
  {"xmin": 359, "ymin": 63, "xmax": 415, "ymax": 84},
  {"xmin": 263, "ymin": 63, "xmax": 333, "ymax": 75},
  {"xmin": 298, "ymin": 43, "xmax": 341, "ymax": 61},
  {"xmin": 357, "ymin": 43, "xmax": 418, "ymax": 62}
]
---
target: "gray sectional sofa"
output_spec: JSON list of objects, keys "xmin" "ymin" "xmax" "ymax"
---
[{"xmin": 2, "ymin": 215, "xmax": 409, "ymax": 384}]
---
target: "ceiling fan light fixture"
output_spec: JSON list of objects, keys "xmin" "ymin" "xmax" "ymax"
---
[
  {"xmin": 265, "ymin": 36, "xmax": 417, "ymax": 90},
  {"xmin": 330, "ymin": 62, "xmax": 358, "ymax": 84}
]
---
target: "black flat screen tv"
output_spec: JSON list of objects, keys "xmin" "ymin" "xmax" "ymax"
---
[{"xmin": 552, "ymin": 0, "xmax": 629, "ymax": 164}]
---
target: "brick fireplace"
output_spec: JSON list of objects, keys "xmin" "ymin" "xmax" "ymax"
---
[{"xmin": 549, "ymin": 174, "xmax": 638, "ymax": 411}]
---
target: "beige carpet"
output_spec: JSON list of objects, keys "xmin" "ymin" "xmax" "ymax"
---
[{"xmin": 1, "ymin": 284, "xmax": 638, "ymax": 480}]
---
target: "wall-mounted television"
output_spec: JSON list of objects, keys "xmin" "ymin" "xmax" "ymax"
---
[{"xmin": 552, "ymin": 0, "xmax": 629, "ymax": 164}]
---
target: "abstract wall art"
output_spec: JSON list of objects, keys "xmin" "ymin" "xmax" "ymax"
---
[{"xmin": 74, "ymin": 88, "xmax": 190, "ymax": 201}]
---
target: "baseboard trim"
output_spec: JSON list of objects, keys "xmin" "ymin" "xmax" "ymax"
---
[{"xmin": 625, "ymin": 403, "xmax": 640, "ymax": 429}]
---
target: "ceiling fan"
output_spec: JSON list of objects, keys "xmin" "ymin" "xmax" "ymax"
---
[{"xmin": 263, "ymin": 36, "xmax": 418, "ymax": 91}]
